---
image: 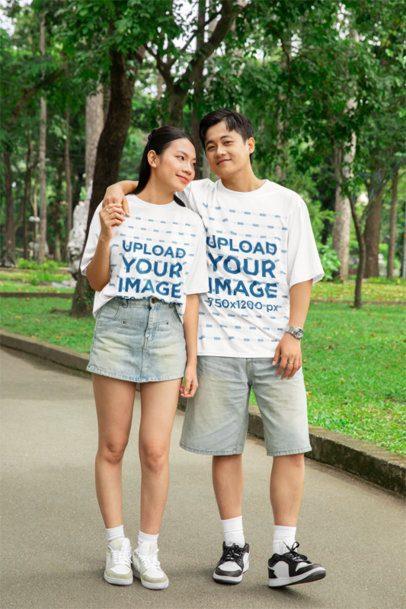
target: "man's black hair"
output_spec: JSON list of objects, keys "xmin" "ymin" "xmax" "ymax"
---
[{"xmin": 199, "ymin": 108, "xmax": 254, "ymax": 157}]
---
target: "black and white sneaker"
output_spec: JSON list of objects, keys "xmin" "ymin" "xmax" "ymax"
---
[
  {"xmin": 268, "ymin": 542, "xmax": 326, "ymax": 588},
  {"xmin": 213, "ymin": 542, "xmax": 250, "ymax": 584}
]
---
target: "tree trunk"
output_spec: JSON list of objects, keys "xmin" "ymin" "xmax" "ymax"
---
[
  {"xmin": 2, "ymin": 149, "xmax": 15, "ymax": 267},
  {"xmin": 157, "ymin": 71, "xmax": 164, "ymax": 99},
  {"xmin": 54, "ymin": 234, "xmax": 61, "ymax": 262},
  {"xmin": 332, "ymin": 145, "xmax": 352, "ymax": 280},
  {"xmin": 38, "ymin": 12, "xmax": 47, "ymax": 263},
  {"xmin": 364, "ymin": 190, "xmax": 384, "ymax": 277},
  {"xmin": 32, "ymin": 186, "xmax": 39, "ymax": 260},
  {"xmin": 364, "ymin": 167, "xmax": 386, "ymax": 278},
  {"xmin": 71, "ymin": 48, "xmax": 143, "ymax": 317},
  {"xmin": 22, "ymin": 135, "xmax": 33, "ymax": 259},
  {"xmin": 161, "ymin": 0, "xmax": 237, "ymax": 126},
  {"xmin": 85, "ymin": 85, "xmax": 104, "ymax": 195},
  {"xmin": 64, "ymin": 109, "xmax": 73, "ymax": 256},
  {"xmin": 156, "ymin": 71, "xmax": 165, "ymax": 125},
  {"xmin": 275, "ymin": 36, "xmax": 291, "ymax": 183},
  {"xmin": 168, "ymin": 87, "xmax": 188, "ymax": 126},
  {"xmin": 191, "ymin": 0, "xmax": 206, "ymax": 178},
  {"xmin": 349, "ymin": 195, "xmax": 365, "ymax": 308},
  {"xmin": 387, "ymin": 168, "xmax": 398, "ymax": 279}
]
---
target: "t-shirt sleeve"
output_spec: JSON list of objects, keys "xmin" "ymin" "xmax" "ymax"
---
[
  {"xmin": 183, "ymin": 219, "xmax": 209, "ymax": 295},
  {"xmin": 287, "ymin": 197, "xmax": 324, "ymax": 288},
  {"xmin": 175, "ymin": 183, "xmax": 195, "ymax": 211},
  {"xmin": 80, "ymin": 202, "xmax": 102, "ymax": 276}
]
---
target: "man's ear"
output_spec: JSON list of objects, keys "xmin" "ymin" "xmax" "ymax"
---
[
  {"xmin": 247, "ymin": 137, "xmax": 255, "ymax": 155},
  {"xmin": 147, "ymin": 150, "xmax": 159, "ymax": 168}
]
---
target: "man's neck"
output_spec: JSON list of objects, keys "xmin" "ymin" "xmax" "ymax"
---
[{"xmin": 221, "ymin": 166, "xmax": 265, "ymax": 193}]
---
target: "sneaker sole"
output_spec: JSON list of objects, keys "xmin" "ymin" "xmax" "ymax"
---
[
  {"xmin": 103, "ymin": 572, "xmax": 133, "ymax": 586},
  {"xmin": 212, "ymin": 562, "xmax": 249, "ymax": 585},
  {"xmin": 133, "ymin": 568, "xmax": 169, "ymax": 590},
  {"xmin": 268, "ymin": 567, "xmax": 326, "ymax": 588}
]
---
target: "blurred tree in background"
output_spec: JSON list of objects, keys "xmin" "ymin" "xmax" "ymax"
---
[{"xmin": 0, "ymin": 0, "xmax": 404, "ymax": 314}]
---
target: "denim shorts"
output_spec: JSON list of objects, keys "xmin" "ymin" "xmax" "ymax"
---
[
  {"xmin": 87, "ymin": 296, "xmax": 186, "ymax": 383},
  {"xmin": 180, "ymin": 356, "xmax": 312, "ymax": 457}
]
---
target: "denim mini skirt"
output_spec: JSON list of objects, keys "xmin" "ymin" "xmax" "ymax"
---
[{"xmin": 87, "ymin": 296, "xmax": 187, "ymax": 383}]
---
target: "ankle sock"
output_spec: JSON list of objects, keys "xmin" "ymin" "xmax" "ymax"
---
[
  {"xmin": 105, "ymin": 524, "xmax": 125, "ymax": 544},
  {"xmin": 221, "ymin": 516, "xmax": 245, "ymax": 547},
  {"xmin": 273, "ymin": 525, "xmax": 296, "ymax": 555},
  {"xmin": 137, "ymin": 530, "xmax": 159, "ymax": 555}
]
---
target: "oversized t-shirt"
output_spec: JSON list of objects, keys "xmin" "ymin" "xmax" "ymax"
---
[
  {"xmin": 175, "ymin": 178, "xmax": 324, "ymax": 357},
  {"xmin": 80, "ymin": 195, "xmax": 209, "ymax": 319}
]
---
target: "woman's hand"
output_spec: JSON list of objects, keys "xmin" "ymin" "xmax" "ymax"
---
[
  {"xmin": 102, "ymin": 184, "xmax": 130, "ymax": 216},
  {"xmin": 273, "ymin": 333, "xmax": 302, "ymax": 379},
  {"xmin": 99, "ymin": 203, "xmax": 126, "ymax": 241},
  {"xmin": 179, "ymin": 362, "xmax": 198, "ymax": 398}
]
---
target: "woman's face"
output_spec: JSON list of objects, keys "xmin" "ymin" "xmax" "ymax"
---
[{"xmin": 150, "ymin": 138, "xmax": 196, "ymax": 192}]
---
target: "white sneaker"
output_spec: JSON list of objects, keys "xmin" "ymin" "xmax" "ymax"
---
[
  {"xmin": 132, "ymin": 548, "xmax": 169, "ymax": 590},
  {"xmin": 104, "ymin": 537, "xmax": 133, "ymax": 586}
]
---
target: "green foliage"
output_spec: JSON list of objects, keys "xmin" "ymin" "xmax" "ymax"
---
[
  {"xmin": 2, "ymin": 0, "xmax": 405, "ymax": 274},
  {"xmin": 11, "ymin": 260, "xmax": 67, "ymax": 285},
  {"xmin": 14, "ymin": 258, "xmax": 70, "ymax": 286},
  {"xmin": 317, "ymin": 244, "xmax": 340, "ymax": 280},
  {"xmin": 16, "ymin": 259, "xmax": 62, "ymax": 271}
]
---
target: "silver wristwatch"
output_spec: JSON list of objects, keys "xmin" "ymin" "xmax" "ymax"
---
[{"xmin": 286, "ymin": 326, "xmax": 304, "ymax": 340}]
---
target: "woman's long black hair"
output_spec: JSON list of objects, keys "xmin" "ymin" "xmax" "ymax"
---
[{"xmin": 134, "ymin": 125, "xmax": 194, "ymax": 207}]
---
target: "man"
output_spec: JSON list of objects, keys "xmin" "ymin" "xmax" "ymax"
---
[{"xmin": 103, "ymin": 109, "xmax": 326, "ymax": 588}]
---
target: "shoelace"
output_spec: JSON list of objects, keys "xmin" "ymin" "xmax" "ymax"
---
[
  {"xmin": 138, "ymin": 550, "xmax": 162, "ymax": 572},
  {"xmin": 111, "ymin": 548, "xmax": 131, "ymax": 568},
  {"xmin": 222, "ymin": 544, "xmax": 244, "ymax": 563},
  {"xmin": 283, "ymin": 541, "xmax": 309, "ymax": 563}
]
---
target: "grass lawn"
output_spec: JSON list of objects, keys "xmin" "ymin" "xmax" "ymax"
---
[
  {"xmin": 0, "ymin": 282, "xmax": 74, "ymax": 293},
  {"xmin": 0, "ymin": 268, "xmax": 74, "ymax": 293},
  {"xmin": 1, "ymin": 269, "xmax": 405, "ymax": 301},
  {"xmin": 1, "ymin": 287, "xmax": 404, "ymax": 456},
  {"xmin": 311, "ymin": 276, "xmax": 405, "ymax": 303},
  {"xmin": 251, "ymin": 301, "xmax": 406, "ymax": 456}
]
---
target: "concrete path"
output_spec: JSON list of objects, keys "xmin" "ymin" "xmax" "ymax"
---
[{"xmin": 1, "ymin": 346, "xmax": 404, "ymax": 609}]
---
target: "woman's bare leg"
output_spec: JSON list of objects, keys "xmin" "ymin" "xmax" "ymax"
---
[
  {"xmin": 93, "ymin": 374, "xmax": 136, "ymax": 527},
  {"xmin": 138, "ymin": 379, "xmax": 182, "ymax": 534}
]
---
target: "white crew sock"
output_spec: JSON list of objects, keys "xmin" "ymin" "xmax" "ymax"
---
[
  {"xmin": 105, "ymin": 524, "xmax": 125, "ymax": 544},
  {"xmin": 273, "ymin": 525, "xmax": 296, "ymax": 555},
  {"xmin": 137, "ymin": 530, "xmax": 159, "ymax": 555},
  {"xmin": 221, "ymin": 516, "xmax": 245, "ymax": 547}
]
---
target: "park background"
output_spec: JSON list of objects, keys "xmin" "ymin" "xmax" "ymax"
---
[{"xmin": 1, "ymin": 0, "xmax": 405, "ymax": 457}]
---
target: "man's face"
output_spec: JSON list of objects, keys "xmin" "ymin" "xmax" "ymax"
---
[{"xmin": 203, "ymin": 121, "xmax": 255, "ymax": 179}]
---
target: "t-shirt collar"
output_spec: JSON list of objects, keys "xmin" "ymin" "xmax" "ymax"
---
[
  {"xmin": 132, "ymin": 195, "xmax": 177, "ymax": 209},
  {"xmin": 217, "ymin": 178, "xmax": 269, "ymax": 197}
]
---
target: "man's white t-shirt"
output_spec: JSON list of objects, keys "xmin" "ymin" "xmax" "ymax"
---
[
  {"xmin": 175, "ymin": 178, "xmax": 324, "ymax": 358},
  {"xmin": 80, "ymin": 195, "xmax": 209, "ymax": 319}
]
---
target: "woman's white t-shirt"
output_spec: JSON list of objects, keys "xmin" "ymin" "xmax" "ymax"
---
[
  {"xmin": 80, "ymin": 195, "xmax": 209, "ymax": 319},
  {"xmin": 175, "ymin": 178, "xmax": 325, "ymax": 357}
]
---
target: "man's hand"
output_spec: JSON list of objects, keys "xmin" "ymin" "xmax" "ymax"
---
[
  {"xmin": 102, "ymin": 184, "xmax": 130, "ymax": 216},
  {"xmin": 273, "ymin": 333, "xmax": 302, "ymax": 379},
  {"xmin": 99, "ymin": 204, "xmax": 126, "ymax": 240},
  {"xmin": 179, "ymin": 363, "xmax": 198, "ymax": 398}
]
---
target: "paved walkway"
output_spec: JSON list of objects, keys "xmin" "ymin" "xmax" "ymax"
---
[{"xmin": 1, "ymin": 346, "xmax": 404, "ymax": 609}]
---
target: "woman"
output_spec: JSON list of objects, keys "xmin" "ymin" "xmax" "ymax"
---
[{"xmin": 80, "ymin": 126, "xmax": 209, "ymax": 590}]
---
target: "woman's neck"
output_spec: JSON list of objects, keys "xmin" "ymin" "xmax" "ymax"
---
[{"xmin": 136, "ymin": 176, "xmax": 174, "ymax": 205}]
